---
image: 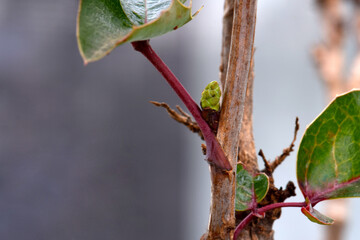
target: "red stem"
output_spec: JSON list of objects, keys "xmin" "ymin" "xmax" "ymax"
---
[
  {"xmin": 257, "ymin": 201, "xmax": 306, "ymax": 213},
  {"xmin": 233, "ymin": 213, "xmax": 255, "ymax": 239},
  {"xmin": 233, "ymin": 201, "xmax": 306, "ymax": 239},
  {"xmin": 131, "ymin": 40, "xmax": 232, "ymax": 170}
]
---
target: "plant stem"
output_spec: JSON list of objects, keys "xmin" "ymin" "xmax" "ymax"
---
[
  {"xmin": 131, "ymin": 40, "xmax": 232, "ymax": 171},
  {"xmin": 233, "ymin": 201, "xmax": 306, "ymax": 239},
  {"xmin": 205, "ymin": 0, "xmax": 258, "ymax": 238},
  {"xmin": 233, "ymin": 213, "xmax": 255, "ymax": 240},
  {"xmin": 257, "ymin": 201, "xmax": 306, "ymax": 213}
]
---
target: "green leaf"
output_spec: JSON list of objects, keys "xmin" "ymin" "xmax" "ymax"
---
[
  {"xmin": 254, "ymin": 173, "xmax": 269, "ymax": 201},
  {"xmin": 297, "ymin": 90, "xmax": 360, "ymax": 204},
  {"xmin": 301, "ymin": 205, "xmax": 334, "ymax": 225},
  {"xmin": 77, "ymin": 0, "xmax": 197, "ymax": 64},
  {"xmin": 235, "ymin": 164, "xmax": 269, "ymax": 211}
]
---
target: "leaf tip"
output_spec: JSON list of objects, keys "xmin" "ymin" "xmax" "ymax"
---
[{"xmin": 301, "ymin": 205, "xmax": 334, "ymax": 225}]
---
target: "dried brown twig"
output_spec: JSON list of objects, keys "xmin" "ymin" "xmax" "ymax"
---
[
  {"xmin": 149, "ymin": 101, "xmax": 203, "ymax": 139},
  {"xmin": 259, "ymin": 117, "xmax": 300, "ymax": 177}
]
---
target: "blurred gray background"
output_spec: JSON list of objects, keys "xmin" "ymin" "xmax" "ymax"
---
[{"xmin": 0, "ymin": 0, "xmax": 359, "ymax": 240}]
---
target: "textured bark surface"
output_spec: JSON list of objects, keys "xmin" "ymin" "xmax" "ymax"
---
[
  {"xmin": 219, "ymin": 0, "xmax": 235, "ymax": 89},
  {"xmin": 203, "ymin": 0, "xmax": 305, "ymax": 239},
  {"xmin": 234, "ymin": 50, "xmax": 297, "ymax": 240},
  {"xmin": 237, "ymin": 57, "xmax": 257, "ymax": 175},
  {"xmin": 203, "ymin": 0, "xmax": 258, "ymax": 239}
]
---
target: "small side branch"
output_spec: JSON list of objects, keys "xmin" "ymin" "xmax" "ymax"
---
[
  {"xmin": 260, "ymin": 117, "xmax": 300, "ymax": 176},
  {"xmin": 150, "ymin": 101, "xmax": 203, "ymax": 139},
  {"xmin": 269, "ymin": 117, "xmax": 299, "ymax": 172},
  {"xmin": 132, "ymin": 40, "xmax": 231, "ymax": 170},
  {"xmin": 258, "ymin": 149, "xmax": 271, "ymax": 176}
]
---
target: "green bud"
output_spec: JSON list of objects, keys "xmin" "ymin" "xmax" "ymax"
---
[{"xmin": 200, "ymin": 81, "xmax": 221, "ymax": 111}]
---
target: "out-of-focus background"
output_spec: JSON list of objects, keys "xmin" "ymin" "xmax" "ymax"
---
[{"xmin": 0, "ymin": 0, "xmax": 359, "ymax": 239}]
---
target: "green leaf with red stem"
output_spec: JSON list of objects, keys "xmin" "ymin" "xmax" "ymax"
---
[
  {"xmin": 77, "ymin": 0, "xmax": 198, "ymax": 64},
  {"xmin": 235, "ymin": 164, "xmax": 269, "ymax": 211},
  {"xmin": 132, "ymin": 41, "xmax": 232, "ymax": 170},
  {"xmin": 297, "ymin": 90, "xmax": 360, "ymax": 205},
  {"xmin": 234, "ymin": 201, "xmax": 307, "ymax": 238},
  {"xmin": 301, "ymin": 204, "xmax": 334, "ymax": 225}
]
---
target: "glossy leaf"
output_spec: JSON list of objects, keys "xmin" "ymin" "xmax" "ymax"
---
[
  {"xmin": 77, "ymin": 0, "xmax": 197, "ymax": 63},
  {"xmin": 297, "ymin": 90, "xmax": 360, "ymax": 204},
  {"xmin": 301, "ymin": 205, "xmax": 334, "ymax": 225},
  {"xmin": 235, "ymin": 164, "xmax": 269, "ymax": 211}
]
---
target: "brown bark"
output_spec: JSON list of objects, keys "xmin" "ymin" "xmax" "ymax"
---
[
  {"xmin": 237, "ymin": 54, "xmax": 257, "ymax": 175},
  {"xmin": 234, "ymin": 50, "xmax": 263, "ymax": 240},
  {"xmin": 234, "ymin": 48, "xmax": 297, "ymax": 240},
  {"xmin": 219, "ymin": 0, "xmax": 235, "ymax": 89},
  {"xmin": 203, "ymin": 1, "xmax": 258, "ymax": 239},
  {"xmin": 205, "ymin": 1, "xmax": 297, "ymax": 239},
  {"xmin": 199, "ymin": 0, "xmax": 308, "ymax": 238},
  {"xmin": 235, "ymin": 55, "xmax": 277, "ymax": 240}
]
